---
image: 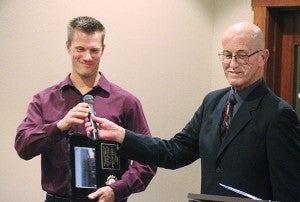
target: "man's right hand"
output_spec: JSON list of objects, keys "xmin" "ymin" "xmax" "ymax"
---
[
  {"xmin": 57, "ymin": 102, "xmax": 90, "ymax": 131},
  {"xmin": 85, "ymin": 115, "xmax": 126, "ymax": 143}
]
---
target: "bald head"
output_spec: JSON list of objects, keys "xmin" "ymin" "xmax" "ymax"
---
[
  {"xmin": 220, "ymin": 22, "xmax": 269, "ymax": 92},
  {"xmin": 222, "ymin": 22, "xmax": 265, "ymax": 50}
]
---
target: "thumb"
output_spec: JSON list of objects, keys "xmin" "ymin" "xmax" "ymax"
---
[
  {"xmin": 91, "ymin": 114, "xmax": 102, "ymax": 123},
  {"xmin": 88, "ymin": 191, "xmax": 98, "ymax": 199}
]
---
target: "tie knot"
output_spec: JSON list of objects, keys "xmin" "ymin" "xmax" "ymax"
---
[{"xmin": 228, "ymin": 94, "xmax": 237, "ymax": 105}]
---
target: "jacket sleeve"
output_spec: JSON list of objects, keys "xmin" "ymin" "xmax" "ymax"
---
[
  {"xmin": 119, "ymin": 100, "xmax": 204, "ymax": 169},
  {"xmin": 109, "ymin": 97, "xmax": 157, "ymax": 201},
  {"xmin": 266, "ymin": 104, "xmax": 300, "ymax": 201}
]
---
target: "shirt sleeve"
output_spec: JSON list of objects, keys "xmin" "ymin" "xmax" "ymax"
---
[
  {"xmin": 109, "ymin": 97, "xmax": 157, "ymax": 201},
  {"xmin": 15, "ymin": 94, "xmax": 66, "ymax": 160}
]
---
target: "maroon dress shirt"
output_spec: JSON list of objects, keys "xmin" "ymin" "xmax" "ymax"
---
[{"xmin": 15, "ymin": 73, "xmax": 156, "ymax": 201}]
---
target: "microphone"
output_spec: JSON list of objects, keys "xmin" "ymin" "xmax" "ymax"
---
[{"xmin": 83, "ymin": 94, "xmax": 99, "ymax": 141}]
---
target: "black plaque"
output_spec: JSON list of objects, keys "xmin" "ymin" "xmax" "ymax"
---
[{"xmin": 68, "ymin": 133, "xmax": 128, "ymax": 199}]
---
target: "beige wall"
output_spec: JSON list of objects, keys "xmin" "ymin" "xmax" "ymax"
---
[{"xmin": 0, "ymin": 0, "xmax": 252, "ymax": 201}]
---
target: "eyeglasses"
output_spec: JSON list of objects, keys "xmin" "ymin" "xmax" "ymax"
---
[{"xmin": 218, "ymin": 50, "xmax": 262, "ymax": 64}]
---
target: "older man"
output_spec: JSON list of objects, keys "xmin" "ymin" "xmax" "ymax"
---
[{"xmin": 85, "ymin": 22, "xmax": 300, "ymax": 201}]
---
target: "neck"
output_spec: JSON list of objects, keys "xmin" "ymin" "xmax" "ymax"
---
[{"xmin": 70, "ymin": 73, "xmax": 100, "ymax": 95}]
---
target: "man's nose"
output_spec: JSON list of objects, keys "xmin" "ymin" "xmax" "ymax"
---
[
  {"xmin": 83, "ymin": 51, "xmax": 92, "ymax": 60},
  {"xmin": 229, "ymin": 56, "xmax": 239, "ymax": 68}
]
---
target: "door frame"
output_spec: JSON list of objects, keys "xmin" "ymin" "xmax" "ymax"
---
[{"xmin": 251, "ymin": 0, "xmax": 300, "ymax": 104}]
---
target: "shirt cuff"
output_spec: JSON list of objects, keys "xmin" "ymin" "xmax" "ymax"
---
[
  {"xmin": 46, "ymin": 122, "xmax": 68, "ymax": 142},
  {"xmin": 109, "ymin": 180, "xmax": 130, "ymax": 201}
]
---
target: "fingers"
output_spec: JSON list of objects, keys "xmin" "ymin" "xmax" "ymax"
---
[
  {"xmin": 88, "ymin": 186, "xmax": 115, "ymax": 202},
  {"xmin": 88, "ymin": 190, "xmax": 99, "ymax": 199},
  {"xmin": 88, "ymin": 115, "xmax": 125, "ymax": 143},
  {"xmin": 91, "ymin": 114, "xmax": 103, "ymax": 123},
  {"xmin": 87, "ymin": 187, "xmax": 104, "ymax": 199},
  {"xmin": 91, "ymin": 115, "xmax": 111, "ymax": 128},
  {"xmin": 71, "ymin": 103, "xmax": 90, "ymax": 118},
  {"xmin": 57, "ymin": 103, "xmax": 90, "ymax": 131},
  {"xmin": 85, "ymin": 121, "xmax": 93, "ymax": 138}
]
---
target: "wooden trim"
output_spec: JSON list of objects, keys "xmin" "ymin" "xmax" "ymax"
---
[
  {"xmin": 252, "ymin": 0, "xmax": 300, "ymax": 7},
  {"xmin": 253, "ymin": 7, "xmax": 267, "ymax": 34},
  {"xmin": 252, "ymin": 0, "xmax": 300, "ymax": 104},
  {"xmin": 280, "ymin": 16, "xmax": 294, "ymax": 104},
  {"xmin": 252, "ymin": 6, "xmax": 269, "ymax": 82}
]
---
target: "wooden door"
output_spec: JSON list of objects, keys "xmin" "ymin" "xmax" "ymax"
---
[{"xmin": 252, "ymin": 1, "xmax": 300, "ymax": 116}]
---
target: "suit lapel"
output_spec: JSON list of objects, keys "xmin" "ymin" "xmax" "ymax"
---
[
  {"xmin": 216, "ymin": 80, "xmax": 269, "ymax": 160},
  {"xmin": 210, "ymin": 92, "xmax": 230, "ymax": 149}
]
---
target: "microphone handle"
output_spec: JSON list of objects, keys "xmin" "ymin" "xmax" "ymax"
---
[
  {"xmin": 88, "ymin": 105, "xmax": 99, "ymax": 141},
  {"xmin": 90, "ymin": 119, "xmax": 99, "ymax": 141}
]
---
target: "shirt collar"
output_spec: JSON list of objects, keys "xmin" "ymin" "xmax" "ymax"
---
[
  {"xmin": 231, "ymin": 78, "xmax": 263, "ymax": 103},
  {"xmin": 59, "ymin": 72, "xmax": 111, "ymax": 95}
]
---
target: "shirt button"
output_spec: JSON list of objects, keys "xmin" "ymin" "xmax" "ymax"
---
[{"xmin": 216, "ymin": 167, "xmax": 221, "ymax": 173}]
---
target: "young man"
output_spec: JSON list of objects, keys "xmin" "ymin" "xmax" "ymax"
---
[
  {"xmin": 15, "ymin": 16, "xmax": 156, "ymax": 202},
  {"xmin": 85, "ymin": 22, "xmax": 300, "ymax": 201}
]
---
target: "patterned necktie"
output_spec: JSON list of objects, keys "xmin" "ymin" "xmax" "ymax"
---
[{"xmin": 220, "ymin": 94, "xmax": 237, "ymax": 142}]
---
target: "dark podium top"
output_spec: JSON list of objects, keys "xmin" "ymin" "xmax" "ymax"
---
[{"xmin": 187, "ymin": 193, "xmax": 276, "ymax": 202}]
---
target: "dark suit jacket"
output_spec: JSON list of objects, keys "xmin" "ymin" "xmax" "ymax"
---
[{"xmin": 121, "ymin": 80, "xmax": 300, "ymax": 201}]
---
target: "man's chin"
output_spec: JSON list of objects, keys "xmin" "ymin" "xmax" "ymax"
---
[
  {"xmin": 80, "ymin": 72, "xmax": 97, "ymax": 79},
  {"xmin": 228, "ymin": 79, "xmax": 241, "ymax": 88}
]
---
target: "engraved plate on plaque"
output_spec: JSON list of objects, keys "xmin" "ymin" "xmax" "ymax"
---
[{"xmin": 101, "ymin": 143, "xmax": 120, "ymax": 170}]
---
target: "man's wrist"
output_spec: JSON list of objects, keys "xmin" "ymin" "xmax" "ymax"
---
[
  {"xmin": 116, "ymin": 127, "xmax": 126, "ymax": 143},
  {"xmin": 56, "ymin": 120, "xmax": 69, "ymax": 132}
]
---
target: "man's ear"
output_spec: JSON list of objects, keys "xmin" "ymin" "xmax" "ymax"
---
[
  {"xmin": 260, "ymin": 49, "xmax": 269, "ymax": 66},
  {"xmin": 101, "ymin": 44, "xmax": 106, "ymax": 56},
  {"xmin": 66, "ymin": 41, "xmax": 71, "ymax": 53}
]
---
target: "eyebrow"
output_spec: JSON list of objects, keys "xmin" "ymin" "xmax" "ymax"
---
[
  {"xmin": 74, "ymin": 46, "xmax": 101, "ymax": 50},
  {"xmin": 222, "ymin": 50, "xmax": 248, "ymax": 54}
]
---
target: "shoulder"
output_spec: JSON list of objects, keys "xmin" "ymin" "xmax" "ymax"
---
[
  {"xmin": 192, "ymin": 87, "xmax": 230, "ymax": 115},
  {"xmin": 203, "ymin": 87, "xmax": 230, "ymax": 103},
  {"xmin": 100, "ymin": 74, "xmax": 139, "ymax": 101},
  {"xmin": 262, "ymin": 89, "xmax": 294, "ymax": 112},
  {"xmin": 32, "ymin": 81, "xmax": 64, "ymax": 101},
  {"xmin": 109, "ymin": 81, "xmax": 139, "ymax": 99},
  {"xmin": 251, "ymin": 79, "xmax": 294, "ymax": 112},
  {"xmin": 259, "ymin": 89, "xmax": 299, "ymax": 125},
  {"xmin": 107, "ymin": 81, "xmax": 143, "ymax": 108}
]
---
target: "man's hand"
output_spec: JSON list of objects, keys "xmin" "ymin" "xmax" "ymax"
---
[
  {"xmin": 85, "ymin": 115, "xmax": 125, "ymax": 143},
  {"xmin": 57, "ymin": 103, "xmax": 90, "ymax": 131},
  {"xmin": 88, "ymin": 186, "xmax": 115, "ymax": 202}
]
